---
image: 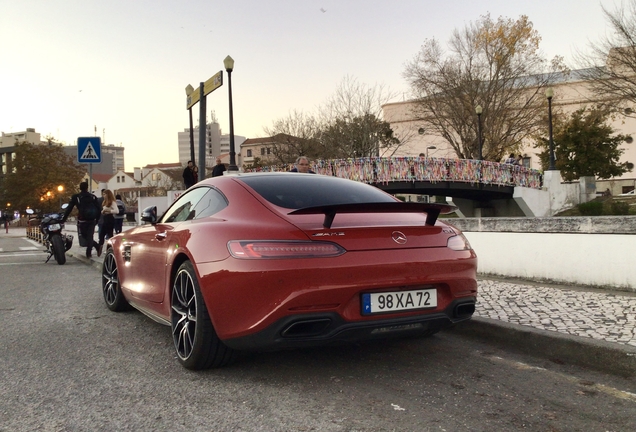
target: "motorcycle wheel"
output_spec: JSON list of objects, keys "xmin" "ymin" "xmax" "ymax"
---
[{"xmin": 51, "ymin": 234, "xmax": 66, "ymax": 265}]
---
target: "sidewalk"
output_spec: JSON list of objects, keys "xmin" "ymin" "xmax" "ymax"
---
[{"xmin": 6, "ymin": 224, "xmax": 636, "ymax": 375}]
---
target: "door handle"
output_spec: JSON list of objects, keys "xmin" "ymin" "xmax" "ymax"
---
[{"xmin": 155, "ymin": 232, "xmax": 167, "ymax": 240}]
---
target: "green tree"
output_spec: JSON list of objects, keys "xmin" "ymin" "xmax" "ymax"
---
[
  {"xmin": 321, "ymin": 114, "xmax": 400, "ymax": 158},
  {"xmin": 1, "ymin": 142, "xmax": 85, "ymax": 213},
  {"xmin": 404, "ymin": 14, "xmax": 566, "ymax": 161},
  {"xmin": 534, "ymin": 107, "xmax": 633, "ymax": 180}
]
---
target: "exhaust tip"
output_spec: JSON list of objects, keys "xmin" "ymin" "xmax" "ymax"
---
[
  {"xmin": 454, "ymin": 302, "xmax": 475, "ymax": 318},
  {"xmin": 281, "ymin": 318, "xmax": 332, "ymax": 338}
]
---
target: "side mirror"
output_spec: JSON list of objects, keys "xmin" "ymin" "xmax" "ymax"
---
[{"xmin": 141, "ymin": 206, "xmax": 157, "ymax": 224}]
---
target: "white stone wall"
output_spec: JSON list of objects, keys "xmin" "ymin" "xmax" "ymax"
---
[{"xmin": 450, "ymin": 216, "xmax": 636, "ymax": 291}]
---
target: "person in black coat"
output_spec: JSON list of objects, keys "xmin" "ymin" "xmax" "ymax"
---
[
  {"xmin": 211, "ymin": 158, "xmax": 227, "ymax": 177},
  {"xmin": 183, "ymin": 160, "xmax": 195, "ymax": 188},
  {"xmin": 62, "ymin": 181, "xmax": 100, "ymax": 258}
]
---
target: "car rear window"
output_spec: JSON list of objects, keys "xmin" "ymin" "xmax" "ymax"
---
[{"xmin": 239, "ymin": 174, "xmax": 396, "ymax": 209}]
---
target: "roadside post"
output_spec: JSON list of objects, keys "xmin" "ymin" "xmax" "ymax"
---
[{"xmin": 185, "ymin": 70, "xmax": 223, "ymax": 180}]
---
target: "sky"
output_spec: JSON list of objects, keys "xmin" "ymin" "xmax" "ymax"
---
[{"xmin": 0, "ymin": 0, "xmax": 621, "ymax": 171}]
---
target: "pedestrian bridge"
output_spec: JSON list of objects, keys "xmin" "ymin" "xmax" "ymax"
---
[{"xmin": 247, "ymin": 157, "xmax": 544, "ymax": 205}]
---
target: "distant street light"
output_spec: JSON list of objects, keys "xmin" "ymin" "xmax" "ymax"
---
[
  {"xmin": 545, "ymin": 87, "xmax": 556, "ymax": 170},
  {"xmin": 426, "ymin": 146, "xmax": 436, "ymax": 158},
  {"xmin": 475, "ymin": 105, "xmax": 483, "ymax": 160},
  {"xmin": 224, "ymin": 55, "xmax": 238, "ymax": 172}
]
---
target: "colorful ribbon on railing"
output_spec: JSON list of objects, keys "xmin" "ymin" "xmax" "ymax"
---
[{"xmin": 244, "ymin": 157, "xmax": 543, "ymax": 189}]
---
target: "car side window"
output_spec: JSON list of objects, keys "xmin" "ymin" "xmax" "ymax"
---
[
  {"xmin": 190, "ymin": 188, "xmax": 228, "ymax": 220},
  {"xmin": 161, "ymin": 187, "xmax": 210, "ymax": 223}
]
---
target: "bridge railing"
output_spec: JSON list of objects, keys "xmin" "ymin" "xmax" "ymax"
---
[{"xmin": 246, "ymin": 157, "xmax": 543, "ymax": 189}]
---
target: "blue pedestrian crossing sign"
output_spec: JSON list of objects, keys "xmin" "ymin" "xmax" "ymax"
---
[{"xmin": 77, "ymin": 137, "xmax": 102, "ymax": 163}]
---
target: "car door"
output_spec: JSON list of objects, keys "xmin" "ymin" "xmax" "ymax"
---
[{"xmin": 127, "ymin": 187, "xmax": 211, "ymax": 303}]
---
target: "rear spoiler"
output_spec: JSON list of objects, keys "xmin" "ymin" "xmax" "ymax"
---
[{"xmin": 289, "ymin": 202, "xmax": 457, "ymax": 229}]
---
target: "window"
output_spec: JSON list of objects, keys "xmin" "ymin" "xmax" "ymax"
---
[
  {"xmin": 266, "ymin": 148, "xmax": 271, "ymax": 155},
  {"xmin": 247, "ymin": 149, "xmax": 252, "ymax": 157},
  {"xmin": 260, "ymin": 148, "xmax": 265, "ymax": 156},
  {"xmin": 160, "ymin": 187, "xmax": 227, "ymax": 223},
  {"xmin": 161, "ymin": 187, "xmax": 209, "ymax": 223},
  {"xmin": 190, "ymin": 188, "xmax": 228, "ymax": 219}
]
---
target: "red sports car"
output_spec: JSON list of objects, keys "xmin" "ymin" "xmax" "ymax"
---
[{"xmin": 101, "ymin": 172, "xmax": 477, "ymax": 369}]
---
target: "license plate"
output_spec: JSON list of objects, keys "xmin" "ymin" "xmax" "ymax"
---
[{"xmin": 361, "ymin": 289, "xmax": 437, "ymax": 315}]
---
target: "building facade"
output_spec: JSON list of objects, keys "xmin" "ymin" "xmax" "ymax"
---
[{"xmin": 382, "ymin": 65, "xmax": 636, "ymax": 195}]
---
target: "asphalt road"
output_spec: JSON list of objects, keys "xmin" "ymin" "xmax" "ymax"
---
[{"xmin": 1, "ymin": 236, "xmax": 636, "ymax": 431}]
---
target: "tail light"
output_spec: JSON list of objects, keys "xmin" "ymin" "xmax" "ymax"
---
[
  {"xmin": 228, "ymin": 240, "xmax": 345, "ymax": 259},
  {"xmin": 447, "ymin": 233, "xmax": 472, "ymax": 251}
]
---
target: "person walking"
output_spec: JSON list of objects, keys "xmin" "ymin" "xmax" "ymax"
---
[
  {"xmin": 97, "ymin": 189, "xmax": 118, "ymax": 257},
  {"xmin": 96, "ymin": 188, "xmax": 105, "ymax": 242},
  {"xmin": 114, "ymin": 194, "xmax": 126, "ymax": 234},
  {"xmin": 211, "ymin": 158, "xmax": 226, "ymax": 177},
  {"xmin": 183, "ymin": 161, "xmax": 195, "ymax": 189},
  {"xmin": 62, "ymin": 181, "xmax": 100, "ymax": 258}
]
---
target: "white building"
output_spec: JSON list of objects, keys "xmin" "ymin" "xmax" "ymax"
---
[{"xmin": 178, "ymin": 115, "xmax": 245, "ymax": 169}]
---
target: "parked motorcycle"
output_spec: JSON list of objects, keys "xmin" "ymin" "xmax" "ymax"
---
[{"xmin": 26, "ymin": 205, "xmax": 74, "ymax": 265}]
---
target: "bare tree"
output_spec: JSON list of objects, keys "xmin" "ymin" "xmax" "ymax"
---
[
  {"xmin": 264, "ymin": 111, "xmax": 324, "ymax": 163},
  {"xmin": 404, "ymin": 14, "xmax": 566, "ymax": 162},
  {"xmin": 320, "ymin": 76, "xmax": 405, "ymax": 157},
  {"xmin": 576, "ymin": 1, "xmax": 636, "ymax": 115},
  {"xmin": 265, "ymin": 77, "xmax": 406, "ymax": 162}
]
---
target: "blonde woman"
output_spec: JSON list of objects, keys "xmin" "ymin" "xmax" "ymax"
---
[{"xmin": 98, "ymin": 189, "xmax": 118, "ymax": 256}]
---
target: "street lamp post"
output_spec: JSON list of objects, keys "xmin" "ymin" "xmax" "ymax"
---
[
  {"xmin": 475, "ymin": 105, "xmax": 483, "ymax": 160},
  {"xmin": 426, "ymin": 146, "xmax": 436, "ymax": 158},
  {"xmin": 185, "ymin": 84, "xmax": 195, "ymax": 165},
  {"xmin": 224, "ymin": 55, "xmax": 238, "ymax": 172},
  {"xmin": 57, "ymin": 185, "xmax": 64, "ymax": 208},
  {"xmin": 546, "ymin": 87, "xmax": 556, "ymax": 170}
]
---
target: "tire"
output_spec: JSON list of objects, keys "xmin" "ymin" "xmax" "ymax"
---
[
  {"xmin": 171, "ymin": 261, "xmax": 236, "ymax": 370},
  {"xmin": 51, "ymin": 234, "xmax": 66, "ymax": 265},
  {"xmin": 102, "ymin": 250, "xmax": 131, "ymax": 312}
]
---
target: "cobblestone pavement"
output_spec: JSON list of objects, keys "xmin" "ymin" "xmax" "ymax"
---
[{"xmin": 476, "ymin": 279, "xmax": 636, "ymax": 347}]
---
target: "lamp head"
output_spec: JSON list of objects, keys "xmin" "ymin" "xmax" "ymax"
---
[
  {"xmin": 224, "ymin": 55, "xmax": 234, "ymax": 72},
  {"xmin": 185, "ymin": 84, "xmax": 194, "ymax": 96},
  {"xmin": 545, "ymin": 87, "xmax": 554, "ymax": 99},
  {"xmin": 475, "ymin": 105, "xmax": 483, "ymax": 115}
]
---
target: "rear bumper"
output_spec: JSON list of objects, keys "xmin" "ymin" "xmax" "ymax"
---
[{"xmin": 222, "ymin": 297, "xmax": 476, "ymax": 351}]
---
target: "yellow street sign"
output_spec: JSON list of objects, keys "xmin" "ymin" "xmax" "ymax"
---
[{"xmin": 186, "ymin": 70, "xmax": 223, "ymax": 110}]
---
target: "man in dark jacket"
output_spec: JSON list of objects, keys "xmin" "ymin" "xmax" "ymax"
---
[
  {"xmin": 211, "ymin": 158, "xmax": 227, "ymax": 177},
  {"xmin": 183, "ymin": 161, "xmax": 195, "ymax": 188},
  {"xmin": 290, "ymin": 156, "xmax": 315, "ymax": 173},
  {"xmin": 62, "ymin": 181, "xmax": 100, "ymax": 258}
]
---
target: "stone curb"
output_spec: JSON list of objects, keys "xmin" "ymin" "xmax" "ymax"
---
[{"xmin": 450, "ymin": 317, "xmax": 636, "ymax": 378}]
